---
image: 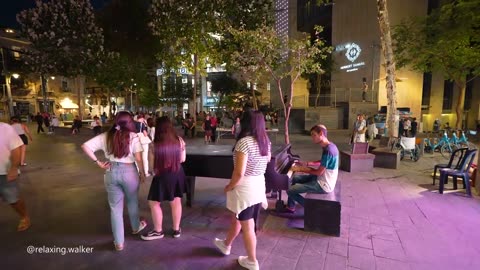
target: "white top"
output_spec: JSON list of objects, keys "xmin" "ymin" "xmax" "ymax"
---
[
  {"xmin": 83, "ymin": 132, "xmax": 143, "ymax": 163},
  {"xmin": 233, "ymin": 136, "xmax": 270, "ymax": 176},
  {"xmin": 11, "ymin": 123, "xmax": 25, "ymax": 135},
  {"xmin": 0, "ymin": 123, "xmax": 24, "ymax": 174},
  {"xmin": 227, "ymin": 136, "xmax": 271, "ymax": 216}
]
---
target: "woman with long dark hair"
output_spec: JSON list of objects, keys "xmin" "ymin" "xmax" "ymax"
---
[
  {"xmin": 141, "ymin": 116, "xmax": 186, "ymax": 240},
  {"xmin": 214, "ymin": 110, "xmax": 271, "ymax": 270},
  {"xmin": 81, "ymin": 111, "xmax": 147, "ymax": 251}
]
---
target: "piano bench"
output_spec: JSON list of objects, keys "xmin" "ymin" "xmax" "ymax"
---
[
  {"xmin": 304, "ymin": 181, "xmax": 341, "ymax": 237},
  {"xmin": 339, "ymin": 151, "xmax": 375, "ymax": 173}
]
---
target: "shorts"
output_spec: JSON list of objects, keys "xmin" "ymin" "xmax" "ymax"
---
[
  {"xmin": 0, "ymin": 175, "xmax": 20, "ymax": 204},
  {"xmin": 237, "ymin": 203, "xmax": 261, "ymax": 221},
  {"xmin": 19, "ymin": 134, "xmax": 28, "ymax": 145}
]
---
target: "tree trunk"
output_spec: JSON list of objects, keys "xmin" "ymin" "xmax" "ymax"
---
[
  {"xmin": 41, "ymin": 74, "xmax": 48, "ymax": 113},
  {"xmin": 192, "ymin": 53, "xmax": 198, "ymax": 123},
  {"xmin": 107, "ymin": 89, "xmax": 111, "ymax": 118},
  {"xmin": 251, "ymin": 82, "xmax": 258, "ymax": 110},
  {"xmin": 377, "ymin": 0, "xmax": 398, "ymax": 138},
  {"xmin": 77, "ymin": 76, "xmax": 85, "ymax": 120},
  {"xmin": 315, "ymin": 73, "xmax": 321, "ymax": 107},
  {"xmin": 276, "ymin": 79, "xmax": 290, "ymax": 144},
  {"xmin": 455, "ymin": 80, "xmax": 466, "ymax": 129}
]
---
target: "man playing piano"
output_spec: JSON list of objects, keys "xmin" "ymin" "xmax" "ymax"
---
[{"xmin": 285, "ymin": 124, "xmax": 339, "ymax": 213}]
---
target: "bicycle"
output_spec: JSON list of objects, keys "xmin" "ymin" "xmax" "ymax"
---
[
  {"xmin": 423, "ymin": 130, "xmax": 455, "ymax": 158},
  {"xmin": 456, "ymin": 130, "xmax": 477, "ymax": 150}
]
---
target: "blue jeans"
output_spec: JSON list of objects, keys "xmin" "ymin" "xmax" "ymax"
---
[
  {"xmin": 104, "ymin": 162, "xmax": 141, "ymax": 245},
  {"xmin": 287, "ymin": 174, "xmax": 327, "ymax": 208}
]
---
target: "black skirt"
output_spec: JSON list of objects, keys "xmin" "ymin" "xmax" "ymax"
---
[
  {"xmin": 147, "ymin": 167, "xmax": 185, "ymax": 202},
  {"xmin": 19, "ymin": 134, "xmax": 28, "ymax": 145}
]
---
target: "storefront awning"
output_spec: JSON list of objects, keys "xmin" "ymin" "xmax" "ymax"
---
[{"xmin": 60, "ymin": 98, "xmax": 78, "ymax": 109}]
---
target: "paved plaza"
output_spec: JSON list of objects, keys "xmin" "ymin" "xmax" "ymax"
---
[{"xmin": 1, "ymin": 124, "xmax": 480, "ymax": 270}]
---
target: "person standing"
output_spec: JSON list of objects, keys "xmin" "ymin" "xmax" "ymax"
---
[
  {"xmin": 34, "ymin": 112, "xmax": 44, "ymax": 134},
  {"xmin": 10, "ymin": 117, "xmax": 33, "ymax": 166},
  {"xmin": 231, "ymin": 117, "xmax": 242, "ymax": 139},
  {"xmin": 141, "ymin": 116, "xmax": 186, "ymax": 240},
  {"xmin": 210, "ymin": 113, "xmax": 218, "ymax": 142},
  {"xmin": 90, "ymin": 116, "xmax": 102, "ymax": 136},
  {"xmin": 203, "ymin": 115, "xmax": 213, "ymax": 143},
  {"xmin": 81, "ymin": 111, "xmax": 147, "ymax": 251},
  {"xmin": 213, "ymin": 111, "xmax": 271, "ymax": 270},
  {"xmin": 135, "ymin": 114, "xmax": 152, "ymax": 177},
  {"xmin": 361, "ymin": 79, "xmax": 368, "ymax": 102},
  {"xmin": 285, "ymin": 124, "xmax": 339, "ymax": 213},
  {"xmin": 410, "ymin": 118, "xmax": 418, "ymax": 137},
  {"xmin": 0, "ymin": 122, "xmax": 30, "ymax": 231},
  {"xmin": 352, "ymin": 114, "xmax": 367, "ymax": 143}
]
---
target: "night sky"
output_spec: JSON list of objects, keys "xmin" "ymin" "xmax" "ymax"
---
[{"xmin": 0, "ymin": 0, "xmax": 111, "ymax": 28}]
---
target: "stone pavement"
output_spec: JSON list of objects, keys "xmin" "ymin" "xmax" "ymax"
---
[{"xmin": 1, "ymin": 124, "xmax": 480, "ymax": 270}]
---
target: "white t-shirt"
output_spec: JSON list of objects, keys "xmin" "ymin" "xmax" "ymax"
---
[
  {"xmin": 0, "ymin": 123, "xmax": 24, "ymax": 175},
  {"xmin": 83, "ymin": 132, "xmax": 143, "ymax": 163}
]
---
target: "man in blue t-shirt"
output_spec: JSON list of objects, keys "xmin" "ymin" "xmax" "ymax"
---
[{"xmin": 285, "ymin": 124, "xmax": 339, "ymax": 213}]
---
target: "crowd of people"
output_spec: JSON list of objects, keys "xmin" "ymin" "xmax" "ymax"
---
[{"xmin": 1, "ymin": 108, "xmax": 340, "ymax": 270}]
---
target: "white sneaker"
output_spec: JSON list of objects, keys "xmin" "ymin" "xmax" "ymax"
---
[
  {"xmin": 238, "ymin": 256, "xmax": 259, "ymax": 270},
  {"xmin": 213, "ymin": 238, "xmax": 231, "ymax": 255}
]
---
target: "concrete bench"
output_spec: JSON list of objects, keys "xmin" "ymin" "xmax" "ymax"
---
[
  {"xmin": 370, "ymin": 147, "xmax": 400, "ymax": 169},
  {"xmin": 339, "ymin": 143, "xmax": 375, "ymax": 172},
  {"xmin": 304, "ymin": 180, "xmax": 341, "ymax": 236}
]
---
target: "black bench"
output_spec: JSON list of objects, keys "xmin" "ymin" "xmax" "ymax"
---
[
  {"xmin": 304, "ymin": 180, "xmax": 341, "ymax": 236},
  {"xmin": 339, "ymin": 143, "xmax": 375, "ymax": 172},
  {"xmin": 370, "ymin": 147, "xmax": 400, "ymax": 169}
]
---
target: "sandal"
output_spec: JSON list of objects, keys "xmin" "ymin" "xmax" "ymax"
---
[
  {"xmin": 132, "ymin": 220, "xmax": 147, "ymax": 235},
  {"xmin": 114, "ymin": 242, "xmax": 124, "ymax": 251},
  {"xmin": 17, "ymin": 217, "xmax": 31, "ymax": 232}
]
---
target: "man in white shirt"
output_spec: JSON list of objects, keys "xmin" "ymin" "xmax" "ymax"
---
[{"xmin": 0, "ymin": 122, "xmax": 30, "ymax": 231}]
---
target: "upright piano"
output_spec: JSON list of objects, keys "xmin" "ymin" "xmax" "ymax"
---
[{"xmin": 182, "ymin": 144, "xmax": 299, "ymax": 207}]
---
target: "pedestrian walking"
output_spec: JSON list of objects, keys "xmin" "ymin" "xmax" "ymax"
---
[
  {"xmin": 10, "ymin": 117, "xmax": 33, "ymax": 166},
  {"xmin": 0, "ymin": 122, "xmax": 31, "ymax": 232},
  {"xmin": 213, "ymin": 110, "xmax": 271, "ymax": 270}
]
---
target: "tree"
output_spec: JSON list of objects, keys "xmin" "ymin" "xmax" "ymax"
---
[
  {"xmin": 210, "ymin": 72, "xmax": 249, "ymax": 110},
  {"xmin": 377, "ymin": 0, "xmax": 398, "ymax": 138},
  {"xmin": 17, "ymin": 0, "xmax": 104, "ymax": 117},
  {"xmin": 161, "ymin": 74, "xmax": 192, "ymax": 110},
  {"xmin": 149, "ymin": 0, "xmax": 221, "ymax": 121},
  {"xmin": 229, "ymin": 25, "xmax": 331, "ymax": 144},
  {"xmin": 393, "ymin": 0, "xmax": 480, "ymax": 129}
]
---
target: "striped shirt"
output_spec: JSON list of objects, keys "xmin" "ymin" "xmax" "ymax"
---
[{"xmin": 233, "ymin": 136, "xmax": 271, "ymax": 176}]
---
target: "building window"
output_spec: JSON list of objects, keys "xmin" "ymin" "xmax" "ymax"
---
[
  {"xmin": 11, "ymin": 46, "xmax": 21, "ymax": 59},
  {"xmin": 267, "ymin": 83, "xmax": 271, "ymax": 91},
  {"xmin": 442, "ymin": 80, "xmax": 454, "ymax": 111},
  {"xmin": 61, "ymin": 78, "xmax": 69, "ymax": 92},
  {"xmin": 421, "ymin": 72, "xmax": 432, "ymax": 107},
  {"xmin": 465, "ymin": 76, "xmax": 474, "ymax": 110}
]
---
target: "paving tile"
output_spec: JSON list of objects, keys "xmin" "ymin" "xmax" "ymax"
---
[
  {"xmin": 271, "ymin": 236, "xmax": 305, "ymax": 260},
  {"xmin": 369, "ymin": 224, "xmax": 400, "ymax": 242},
  {"xmin": 349, "ymin": 217, "xmax": 370, "ymax": 232},
  {"xmin": 327, "ymin": 238, "xmax": 348, "ymax": 257},
  {"xmin": 368, "ymin": 214, "xmax": 394, "ymax": 227},
  {"xmin": 304, "ymin": 235, "xmax": 329, "ymax": 254},
  {"xmin": 348, "ymin": 229, "xmax": 372, "ymax": 249},
  {"xmin": 324, "ymin": 253, "xmax": 347, "ymax": 270},
  {"xmin": 347, "ymin": 246, "xmax": 375, "ymax": 270},
  {"xmin": 372, "ymin": 238, "xmax": 406, "ymax": 261},
  {"xmin": 261, "ymin": 254, "xmax": 298, "ymax": 270},
  {"xmin": 375, "ymin": 256, "xmax": 410, "ymax": 270},
  {"xmin": 295, "ymin": 253, "xmax": 327, "ymax": 270}
]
